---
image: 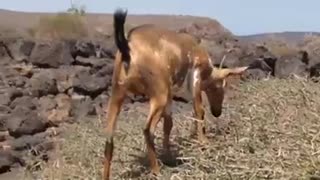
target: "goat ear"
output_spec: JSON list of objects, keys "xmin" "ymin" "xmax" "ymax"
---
[
  {"xmin": 227, "ymin": 66, "xmax": 249, "ymax": 76},
  {"xmin": 212, "ymin": 66, "xmax": 249, "ymax": 80}
]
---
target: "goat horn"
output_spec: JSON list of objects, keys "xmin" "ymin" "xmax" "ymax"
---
[{"xmin": 219, "ymin": 55, "xmax": 226, "ymax": 69}]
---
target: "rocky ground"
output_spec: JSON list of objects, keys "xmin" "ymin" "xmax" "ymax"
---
[
  {"xmin": 0, "ymin": 10, "xmax": 320, "ymax": 180},
  {"xmin": 26, "ymin": 78, "xmax": 320, "ymax": 180}
]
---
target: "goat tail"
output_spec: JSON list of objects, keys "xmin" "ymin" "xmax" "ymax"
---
[{"xmin": 113, "ymin": 8, "xmax": 131, "ymax": 70}]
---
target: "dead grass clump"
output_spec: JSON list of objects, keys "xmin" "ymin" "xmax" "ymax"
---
[
  {"xmin": 33, "ymin": 13, "xmax": 88, "ymax": 40},
  {"xmin": 26, "ymin": 78, "xmax": 320, "ymax": 179},
  {"xmin": 263, "ymin": 38, "xmax": 299, "ymax": 57},
  {"xmin": 300, "ymin": 34, "xmax": 320, "ymax": 57}
]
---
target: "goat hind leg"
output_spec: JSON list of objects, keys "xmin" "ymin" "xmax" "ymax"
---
[
  {"xmin": 144, "ymin": 97, "xmax": 167, "ymax": 175},
  {"xmin": 162, "ymin": 99, "xmax": 173, "ymax": 155},
  {"xmin": 103, "ymin": 91, "xmax": 125, "ymax": 180}
]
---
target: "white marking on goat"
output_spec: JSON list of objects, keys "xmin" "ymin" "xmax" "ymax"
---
[
  {"xmin": 187, "ymin": 51, "xmax": 191, "ymax": 58},
  {"xmin": 222, "ymin": 79, "xmax": 226, "ymax": 87},
  {"xmin": 208, "ymin": 58, "xmax": 214, "ymax": 67},
  {"xmin": 187, "ymin": 51, "xmax": 192, "ymax": 63},
  {"xmin": 118, "ymin": 80, "xmax": 125, "ymax": 85},
  {"xmin": 193, "ymin": 68, "xmax": 200, "ymax": 88},
  {"xmin": 154, "ymin": 51, "xmax": 160, "ymax": 57}
]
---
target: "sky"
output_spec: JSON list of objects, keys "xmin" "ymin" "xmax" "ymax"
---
[{"xmin": 1, "ymin": 0, "xmax": 320, "ymax": 36}]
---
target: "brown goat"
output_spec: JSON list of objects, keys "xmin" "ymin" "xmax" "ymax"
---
[{"xmin": 103, "ymin": 8, "xmax": 249, "ymax": 179}]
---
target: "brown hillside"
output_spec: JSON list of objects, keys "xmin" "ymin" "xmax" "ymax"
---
[{"xmin": 0, "ymin": 9, "xmax": 232, "ymax": 38}]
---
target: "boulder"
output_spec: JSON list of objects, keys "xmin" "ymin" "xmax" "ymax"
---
[
  {"xmin": 242, "ymin": 68, "xmax": 270, "ymax": 80},
  {"xmin": 29, "ymin": 41, "xmax": 74, "ymax": 68},
  {"xmin": 74, "ymin": 56, "xmax": 107, "ymax": 69},
  {"xmin": 0, "ymin": 150, "xmax": 23, "ymax": 173},
  {"xmin": 38, "ymin": 94, "xmax": 72, "ymax": 125},
  {"xmin": 5, "ymin": 38, "xmax": 35, "ymax": 62},
  {"xmin": 95, "ymin": 60, "xmax": 114, "ymax": 78},
  {"xmin": 0, "ymin": 43, "xmax": 10, "ymax": 58},
  {"xmin": 94, "ymin": 93, "xmax": 109, "ymax": 116},
  {"xmin": 7, "ymin": 130, "xmax": 56, "ymax": 152},
  {"xmin": 92, "ymin": 37, "xmax": 117, "ymax": 59},
  {"xmin": 310, "ymin": 63, "xmax": 320, "ymax": 78},
  {"xmin": 72, "ymin": 69, "xmax": 109, "ymax": 98},
  {"xmin": 9, "ymin": 96, "xmax": 37, "ymax": 110},
  {"xmin": 274, "ymin": 55, "xmax": 308, "ymax": 78},
  {"xmin": 0, "ymin": 114, "xmax": 9, "ymax": 132},
  {"xmin": 28, "ymin": 70, "xmax": 58, "ymax": 97},
  {"xmin": 214, "ymin": 49, "xmax": 241, "ymax": 68},
  {"xmin": 7, "ymin": 76, "xmax": 28, "ymax": 88},
  {"xmin": 71, "ymin": 40, "xmax": 96, "ymax": 58},
  {"xmin": 0, "ymin": 65, "xmax": 30, "ymax": 88},
  {"xmin": 238, "ymin": 55, "xmax": 273, "ymax": 80},
  {"xmin": 71, "ymin": 95, "xmax": 96, "ymax": 119},
  {"xmin": 6, "ymin": 107, "xmax": 47, "ymax": 138},
  {"xmin": 53, "ymin": 65, "xmax": 90, "ymax": 93},
  {"xmin": 0, "ymin": 93, "xmax": 10, "ymax": 107},
  {"xmin": 7, "ymin": 88, "xmax": 24, "ymax": 102}
]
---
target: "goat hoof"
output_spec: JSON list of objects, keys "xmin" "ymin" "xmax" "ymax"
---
[
  {"xmin": 198, "ymin": 136, "xmax": 209, "ymax": 144},
  {"xmin": 149, "ymin": 171, "xmax": 161, "ymax": 179},
  {"xmin": 151, "ymin": 166, "xmax": 161, "ymax": 176}
]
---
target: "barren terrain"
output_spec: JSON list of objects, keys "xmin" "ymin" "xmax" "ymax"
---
[
  {"xmin": 27, "ymin": 78, "xmax": 320, "ymax": 180},
  {"xmin": 0, "ymin": 9, "xmax": 320, "ymax": 180}
]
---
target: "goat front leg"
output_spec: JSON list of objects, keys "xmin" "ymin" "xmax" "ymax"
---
[
  {"xmin": 192, "ymin": 83, "xmax": 208, "ymax": 143},
  {"xmin": 144, "ymin": 95, "xmax": 168, "ymax": 176},
  {"xmin": 103, "ymin": 88, "xmax": 125, "ymax": 180}
]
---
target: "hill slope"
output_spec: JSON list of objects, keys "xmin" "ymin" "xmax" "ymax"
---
[
  {"xmin": 238, "ymin": 31, "xmax": 320, "ymax": 44},
  {"xmin": 0, "ymin": 9, "xmax": 231, "ymax": 38}
]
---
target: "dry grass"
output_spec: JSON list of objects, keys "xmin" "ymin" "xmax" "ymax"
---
[
  {"xmin": 30, "ymin": 13, "xmax": 88, "ymax": 40},
  {"xmin": 300, "ymin": 34, "xmax": 320, "ymax": 57},
  {"xmin": 24, "ymin": 78, "xmax": 320, "ymax": 180},
  {"xmin": 262, "ymin": 38, "xmax": 299, "ymax": 57}
]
